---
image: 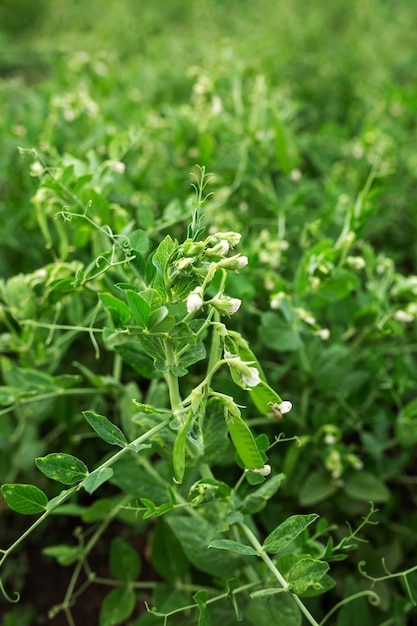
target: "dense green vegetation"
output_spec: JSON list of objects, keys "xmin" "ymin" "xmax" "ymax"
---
[{"xmin": 1, "ymin": 2, "xmax": 417, "ymax": 624}]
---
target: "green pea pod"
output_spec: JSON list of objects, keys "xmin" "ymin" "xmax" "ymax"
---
[
  {"xmin": 227, "ymin": 413, "xmax": 265, "ymax": 470},
  {"xmin": 172, "ymin": 411, "xmax": 194, "ymax": 483},
  {"xmin": 250, "ymin": 379, "xmax": 283, "ymax": 415}
]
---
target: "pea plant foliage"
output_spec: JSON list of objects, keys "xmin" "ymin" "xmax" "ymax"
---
[{"xmin": 0, "ymin": 166, "xmax": 378, "ymax": 626}]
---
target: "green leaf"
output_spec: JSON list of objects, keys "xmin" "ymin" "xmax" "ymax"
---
[
  {"xmin": 151, "ymin": 518, "xmax": 190, "ymax": 583},
  {"xmin": 208, "ymin": 539, "xmax": 259, "ymax": 556},
  {"xmin": 82, "ymin": 468, "xmax": 114, "ymax": 494},
  {"xmin": 172, "ymin": 341, "xmax": 206, "ymax": 376},
  {"xmin": 1, "ymin": 483, "xmax": 48, "ymax": 515},
  {"xmin": 240, "ymin": 473, "xmax": 285, "ymax": 514},
  {"xmin": 201, "ymin": 399, "xmax": 229, "ymax": 463},
  {"xmin": 194, "ymin": 589, "xmax": 212, "ymax": 626},
  {"xmin": 110, "ymin": 537, "xmax": 141, "ymax": 582},
  {"xmin": 43, "ymin": 544, "xmax": 81, "ymax": 566},
  {"xmin": 343, "ymin": 471, "xmax": 390, "ymax": 502},
  {"xmin": 129, "ymin": 228, "xmax": 150, "ymax": 254},
  {"xmin": 287, "ymin": 558, "xmax": 329, "ymax": 595},
  {"xmin": 166, "ymin": 515, "xmax": 238, "ymax": 578},
  {"xmin": 35, "ymin": 453, "xmax": 88, "ymax": 485},
  {"xmin": 99, "ymin": 293, "xmax": 131, "ymax": 326},
  {"xmin": 396, "ymin": 398, "xmax": 417, "ymax": 447},
  {"xmin": 152, "ymin": 234, "xmax": 176, "ymax": 278},
  {"xmin": 246, "ymin": 592, "xmax": 301, "ymax": 626},
  {"xmin": 262, "ymin": 514, "xmax": 319, "ymax": 554},
  {"xmin": 99, "ymin": 587, "xmax": 136, "ymax": 626},
  {"xmin": 259, "ymin": 312, "xmax": 303, "ymax": 352},
  {"xmin": 83, "ymin": 411, "xmax": 127, "ymax": 447},
  {"xmin": 131, "ymin": 400, "xmax": 171, "ymax": 414},
  {"xmin": 0, "ymin": 385, "xmax": 21, "ymax": 406},
  {"xmin": 299, "ymin": 469, "xmax": 338, "ymax": 506},
  {"xmin": 115, "ymin": 341, "xmax": 159, "ymax": 379},
  {"xmin": 188, "ymin": 478, "xmax": 231, "ymax": 506},
  {"xmin": 125, "ymin": 289, "xmax": 151, "ymax": 327}
]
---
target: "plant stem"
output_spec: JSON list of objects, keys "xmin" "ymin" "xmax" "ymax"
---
[
  {"xmin": 164, "ymin": 338, "xmax": 182, "ymax": 411},
  {"xmin": 239, "ymin": 522, "xmax": 321, "ymax": 626}
]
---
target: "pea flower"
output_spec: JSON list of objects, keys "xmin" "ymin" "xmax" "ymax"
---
[
  {"xmin": 211, "ymin": 296, "xmax": 241, "ymax": 315},
  {"xmin": 315, "ymin": 328, "xmax": 330, "ymax": 340},
  {"xmin": 278, "ymin": 401, "xmax": 292, "ymax": 414},
  {"xmin": 206, "ymin": 239, "xmax": 230, "ymax": 257},
  {"xmin": 218, "ymin": 254, "xmax": 249, "ymax": 270},
  {"xmin": 394, "ymin": 309, "xmax": 414, "ymax": 323},
  {"xmin": 186, "ymin": 290, "xmax": 203, "ymax": 313},
  {"xmin": 249, "ymin": 464, "xmax": 271, "ymax": 477},
  {"xmin": 241, "ymin": 366, "xmax": 261, "ymax": 388}
]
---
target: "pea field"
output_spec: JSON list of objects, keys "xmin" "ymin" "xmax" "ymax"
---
[{"xmin": 1, "ymin": 2, "xmax": 417, "ymax": 625}]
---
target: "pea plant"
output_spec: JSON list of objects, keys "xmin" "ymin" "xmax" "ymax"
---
[{"xmin": 0, "ymin": 165, "xmax": 379, "ymax": 626}]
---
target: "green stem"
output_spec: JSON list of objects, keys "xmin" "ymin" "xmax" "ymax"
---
[
  {"xmin": 0, "ymin": 419, "xmax": 171, "ymax": 584},
  {"xmin": 164, "ymin": 338, "xmax": 182, "ymax": 411},
  {"xmin": 239, "ymin": 522, "xmax": 321, "ymax": 626}
]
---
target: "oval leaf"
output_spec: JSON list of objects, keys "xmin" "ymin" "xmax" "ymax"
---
[
  {"xmin": 110, "ymin": 537, "xmax": 141, "ymax": 582},
  {"xmin": 209, "ymin": 539, "xmax": 259, "ymax": 556},
  {"xmin": 287, "ymin": 558, "xmax": 329, "ymax": 595},
  {"xmin": 35, "ymin": 453, "xmax": 88, "ymax": 485},
  {"xmin": 99, "ymin": 587, "xmax": 136, "ymax": 626},
  {"xmin": 82, "ymin": 468, "xmax": 114, "ymax": 494},
  {"xmin": 1, "ymin": 483, "xmax": 48, "ymax": 515},
  {"xmin": 343, "ymin": 471, "xmax": 390, "ymax": 502},
  {"xmin": 262, "ymin": 514, "xmax": 319, "ymax": 554},
  {"xmin": 83, "ymin": 411, "xmax": 127, "ymax": 447}
]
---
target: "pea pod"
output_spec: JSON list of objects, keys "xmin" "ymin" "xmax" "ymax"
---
[
  {"xmin": 227, "ymin": 413, "xmax": 265, "ymax": 470},
  {"xmin": 172, "ymin": 410, "xmax": 194, "ymax": 483}
]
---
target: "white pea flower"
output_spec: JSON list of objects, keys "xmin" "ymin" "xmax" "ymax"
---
[
  {"xmin": 249, "ymin": 464, "xmax": 271, "ymax": 477},
  {"xmin": 270, "ymin": 291, "xmax": 286, "ymax": 310},
  {"xmin": 289, "ymin": 168, "xmax": 302, "ymax": 182},
  {"xmin": 346, "ymin": 255, "xmax": 366, "ymax": 270},
  {"xmin": 278, "ymin": 401, "xmax": 292, "ymax": 414},
  {"xmin": 113, "ymin": 161, "xmax": 126, "ymax": 174},
  {"xmin": 186, "ymin": 292, "xmax": 203, "ymax": 313},
  {"xmin": 241, "ymin": 367, "xmax": 261, "ymax": 388},
  {"xmin": 315, "ymin": 328, "xmax": 330, "ymax": 340},
  {"xmin": 227, "ymin": 298, "xmax": 241, "ymax": 314},
  {"xmin": 207, "ymin": 239, "xmax": 230, "ymax": 257},
  {"xmin": 394, "ymin": 309, "xmax": 414, "ymax": 323},
  {"xmin": 212, "ymin": 296, "xmax": 241, "ymax": 316},
  {"xmin": 237, "ymin": 256, "xmax": 248, "ymax": 269}
]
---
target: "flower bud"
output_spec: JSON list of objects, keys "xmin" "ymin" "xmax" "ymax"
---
[
  {"xmin": 211, "ymin": 296, "xmax": 241, "ymax": 316},
  {"xmin": 206, "ymin": 239, "xmax": 230, "ymax": 257},
  {"xmin": 218, "ymin": 254, "xmax": 249, "ymax": 270}
]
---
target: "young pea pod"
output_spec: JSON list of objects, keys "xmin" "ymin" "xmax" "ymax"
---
[
  {"xmin": 226, "ymin": 412, "xmax": 265, "ymax": 471},
  {"xmin": 172, "ymin": 410, "xmax": 194, "ymax": 483}
]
